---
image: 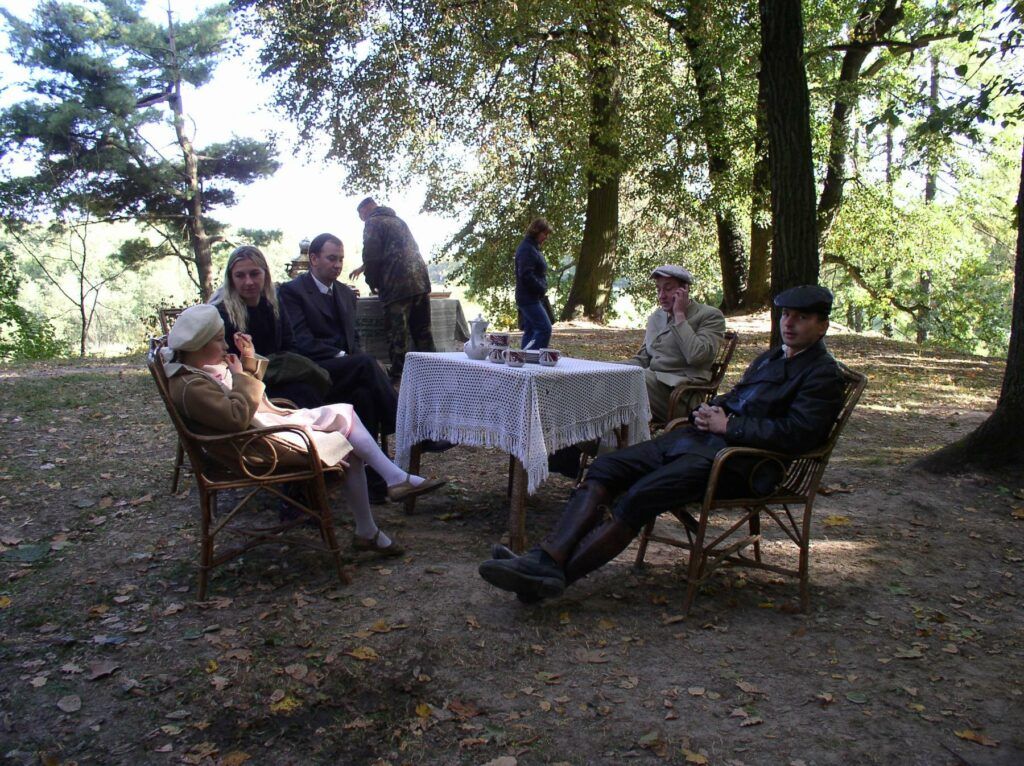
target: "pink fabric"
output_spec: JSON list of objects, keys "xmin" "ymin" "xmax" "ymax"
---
[{"xmin": 202, "ymin": 363, "xmax": 354, "ymax": 465}]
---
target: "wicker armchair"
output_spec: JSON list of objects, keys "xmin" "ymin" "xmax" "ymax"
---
[
  {"xmin": 660, "ymin": 330, "xmax": 740, "ymax": 426},
  {"xmin": 634, "ymin": 362, "xmax": 867, "ymax": 614},
  {"xmin": 147, "ymin": 338, "xmax": 349, "ymax": 599}
]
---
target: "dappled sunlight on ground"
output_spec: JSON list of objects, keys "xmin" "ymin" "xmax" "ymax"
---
[{"xmin": 0, "ymin": 325, "xmax": 1020, "ymax": 765}]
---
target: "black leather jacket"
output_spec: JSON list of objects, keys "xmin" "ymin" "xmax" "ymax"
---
[{"xmin": 712, "ymin": 339, "xmax": 844, "ymax": 455}]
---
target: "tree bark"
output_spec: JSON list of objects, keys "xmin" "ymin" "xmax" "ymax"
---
[
  {"xmin": 560, "ymin": 4, "xmax": 622, "ymax": 322},
  {"xmin": 747, "ymin": 68, "xmax": 772, "ymax": 310},
  {"xmin": 759, "ymin": 0, "xmax": 819, "ymax": 346},
  {"xmin": 817, "ymin": 0, "xmax": 903, "ymax": 247},
  {"xmin": 680, "ymin": 1, "xmax": 748, "ymax": 312},
  {"xmin": 917, "ymin": 139, "xmax": 1024, "ymax": 473},
  {"xmin": 167, "ymin": 9, "xmax": 215, "ymax": 302},
  {"xmin": 917, "ymin": 55, "xmax": 939, "ymax": 343}
]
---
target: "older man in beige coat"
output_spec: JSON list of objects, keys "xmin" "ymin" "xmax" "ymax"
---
[{"xmin": 625, "ymin": 265, "xmax": 726, "ymax": 422}]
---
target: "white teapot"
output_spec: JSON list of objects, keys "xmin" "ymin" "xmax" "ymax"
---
[{"xmin": 463, "ymin": 314, "xmax": 489, "ymax": 360}]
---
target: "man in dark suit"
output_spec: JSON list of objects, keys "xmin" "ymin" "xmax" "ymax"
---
[
  {"xmin": 278, "ymin": 233, "xmax": 400, "ymax": 501},
  {"xmin": 479, "ymin": 285, "xmax": 846, "ymax": 603}
]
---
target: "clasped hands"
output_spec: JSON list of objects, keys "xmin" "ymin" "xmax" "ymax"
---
[{"xmin": 693, "ymin": 403, "xmax": 729, "ymax": 435}]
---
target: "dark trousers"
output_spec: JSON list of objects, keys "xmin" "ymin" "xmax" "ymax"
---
[
  {"xmin": 585, "ymin": 428, "xmax": 753, "ymax": 532},
  {"xmin": 265, "ymin": 382, "xmax": 324, "ymax": 410},
  {"xmin": 518, "ymin": 301, "xmax": 552, "ymax": 350},
  {"xmin": 383, "ymin": 293, "xmax": 435, "ymax": 379},
  {"xmin": 316, "ymin": 352, "xmax": 398, "ymax": 437}
]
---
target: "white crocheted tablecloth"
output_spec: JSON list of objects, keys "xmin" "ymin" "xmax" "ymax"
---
[{"xmin": 396, "ymin": 352, "xmax": 651, "ymax": 494}]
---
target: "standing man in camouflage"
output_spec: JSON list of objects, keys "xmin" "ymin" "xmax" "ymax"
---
[{"xmin": 355, "ymin": 197, "xmax": 436, "ymax": 381}]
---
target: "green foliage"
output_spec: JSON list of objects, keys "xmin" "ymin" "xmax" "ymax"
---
[
  {"xmin": 826, "ymin": 175, "xmax": 1015, "ymax": 354},
  {"xmin": 0, "ymin": 0, "xmax": 279, "ymax": 285},
  {"xmin": 236, "ymin": 0, "xmax": 742, "ymax": 317},
  {"xmin": 0, "ymin": 241, "xmax": 65, "ymax": 360}
]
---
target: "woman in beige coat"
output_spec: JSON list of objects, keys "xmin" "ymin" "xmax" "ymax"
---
[{"xmin": 162, "ymin": 305, "xmax": 444, "ymax": 556}]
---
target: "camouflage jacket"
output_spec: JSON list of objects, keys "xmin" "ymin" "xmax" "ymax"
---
[{"xmin": 361, "ymin": 207, "xmax": 431, "ymax": 305}]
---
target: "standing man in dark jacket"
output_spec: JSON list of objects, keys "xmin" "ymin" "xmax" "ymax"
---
[
  {"xmin": 355, "ymin": 197, "xmax": 435, "ymax": 381},
  {"xmin": 278, "ymin": 232, "xmax": 401, "ymax": 502},
  {"xmin": 479, "ymin": 285, "xmax": 846, "ymax": 603},
  {"xmin": 514, "ymin": 218, "xmax": 553, "ymax": 350}
]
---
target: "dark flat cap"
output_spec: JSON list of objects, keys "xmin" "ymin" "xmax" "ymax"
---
[
  {"xmin": 774, "ymin": 285, "xmax": 833, "ymax": 316},
  {"xmin": 650, "ymin": 264, "xmax": 693, "ymax": 283}
]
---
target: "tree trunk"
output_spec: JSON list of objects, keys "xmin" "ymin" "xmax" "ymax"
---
[
  {"xmin": 759, "ymin": 0, "xmax": 819, "ymax": 346},
  {"xmin": 681, "ymin": 1, "xmax": 748, "ymax": 312},
  {"xmin": 817, "ymin": 0, "xmax": 903, "ymax": 247},
  {"xmin": 560, "ymin": 4, "xmax": 622, "ymax": 323},
  {"xmin": 167, "ymin": 9, "xmax": 215, "ymax": 302},
  {"xmin": 917, "ymin": 138, "xmax": 1024, "ymax": 473},
  {"xmin": 917, "ymin": 55, "xmax": 939, "ymax": 344},
  {"xmin": 715, "ymin": 211, "xmax": 748, "ymax": 312},
  {"xmin": 747, "ymin": 69, "xmax": 772, "ymax": 310},
  {"xmin": 882, "ymin": 124, "xmax": 895, "ymax": 337}
]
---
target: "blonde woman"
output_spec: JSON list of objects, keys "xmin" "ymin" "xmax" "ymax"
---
[
  {"xmin": 162, "ymin": 304, "xmax": 446, "ymax": 555},
  {"xmin": 212, "ymin": 245, "xmax": 325, "ymax": 408}
]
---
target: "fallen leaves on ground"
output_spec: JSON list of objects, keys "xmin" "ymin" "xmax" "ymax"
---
[
  {"xmin": 954, "ymin": 729, "xmax": 999, "ymax": 747},
  {"xmin": 56, "ymin": 695, "xmax": 81, "ymax": 713}
]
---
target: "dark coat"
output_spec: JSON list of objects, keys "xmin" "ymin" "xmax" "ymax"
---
[
  {"xmin": 514, "ymin": 235, "xmax": 547, "ymax": 305},
  {"xmin": 277, "ymin": 273, "xmax": 362, "ymax": 362},
  {"xmin": 361, "ymin": 207, "xmax": 431, "ymax": 305},
  {"xmin": 663, "ymin": 339, "xmax": 844, "ymax": 493},
  {"xmin": 216, "ymin": 296, "xmax": 294, "ymax": 357}
]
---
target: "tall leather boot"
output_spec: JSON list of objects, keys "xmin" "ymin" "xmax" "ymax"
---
[
  {"xmin": 538, "ymin": 480, "xmax": 611, "ymax": 566},
  {"xmin": 478, "ymin": 481, "xmax": 611, "ymax": 601},
  {"xmin": 563, "ymin": 519, "xmax": 637, "ymax": 586}
]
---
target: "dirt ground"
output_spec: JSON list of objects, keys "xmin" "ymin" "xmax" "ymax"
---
[{"xmin": 1, "ymin": 322, "xmax": 1022, "ymax": 766}]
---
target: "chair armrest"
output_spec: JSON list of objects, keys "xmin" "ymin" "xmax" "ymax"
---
[
  {"xmin": 191, "ymin": 424, "xmax": 326, "ymax": 479},
  {"xmin": 667, "ymin": 383, "xmax": 718, "ymax": 421},
  {"xmin": 664, "ymin": 416, "xmax": 692, "ymax": 432},
  {"xmin": 702, "ymin": 444, "xmax": 830, "ymax": 504}
]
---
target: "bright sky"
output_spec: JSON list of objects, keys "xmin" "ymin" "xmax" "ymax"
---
[{"xmin": 0, "ymin": 0, "xmax": 461, "ymax": 266}]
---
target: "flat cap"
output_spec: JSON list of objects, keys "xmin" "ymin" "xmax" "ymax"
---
[
  {"xmin": 773, "ymin": 285, "xmax": 833, "ymax": 316},
  {"xmin": 650, "ymin": 265, "xmax": 693, "ymax": 283}
]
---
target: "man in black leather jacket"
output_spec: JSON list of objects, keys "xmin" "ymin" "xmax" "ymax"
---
[{"xmin": 479, "ymin": 285, "xmax": 845, "ymax": 603}]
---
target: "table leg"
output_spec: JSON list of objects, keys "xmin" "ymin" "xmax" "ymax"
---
[
  {"xmin": 508, "ymin": 457, "xmax": 528, "ymax": 553},
  {"xmin": 404, "ymin": 442, "xmax": 423, "ymax": 515},
  {"xmin": 614, "ymin": 424, "xmax": 629, "ymax": 449}
]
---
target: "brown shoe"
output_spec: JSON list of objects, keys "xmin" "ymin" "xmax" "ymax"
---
[
  {"xmin": 386, "ymin": 475, "xmax": 447, "ymax": 503},
  {"xmin": 352, "ymin": 530, "xmax": 405, "ymax": 557}
]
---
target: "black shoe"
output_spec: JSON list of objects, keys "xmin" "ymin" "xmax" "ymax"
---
[
  {"xmin": 478, "ymin": 550, "xmax": 565, "ymax": 600},
  {"xmin": 421, "ymin": 439, "xmax": 455, "ymax": 453},
  {"xmin": 490, "ymin": 543, "xmax": 516, "ymax": 560},
  {"xmin": 488, "ymin": 545, "xmax": 543, "ymax": 603}
]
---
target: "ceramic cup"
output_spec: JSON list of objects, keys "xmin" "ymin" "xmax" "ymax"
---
[
  {"xmin": 504, "ymin": 348, "xmax": 526, "ymax": 368},
  {"xmin": 487, "ymin": 345, "xmax": 505, "ymax": 364},
  {"xmin": 486, "ymin": 332, "xmax": 510, "ymax": 348},
  {"xmin": 539, "ymin": 348, "xmax": 561, "ymax": 367}
]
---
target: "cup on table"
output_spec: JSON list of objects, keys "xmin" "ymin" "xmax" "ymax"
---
[
  {"xmin": 486, "ymin": 332, "xmax": 510, "ymax": 348},
  {"xmin": 504, "ymin": 348, "xmax": 526, "ymax": 368},
  {"xmin": 487, "ymin": 345, "xmax": 505, "ymax": 364},
  {"xmin": 538, "ymin": 348, "xmax": 561, "ymax": 367}
]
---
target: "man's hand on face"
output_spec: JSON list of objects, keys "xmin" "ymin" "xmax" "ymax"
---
[{"xmin": 672, "ymin": 284, "xmax": 691, "ymax": 323}]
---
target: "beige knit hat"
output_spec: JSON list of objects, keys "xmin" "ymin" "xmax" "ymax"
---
[{"xmin": 167, "ymin": 304, "xmax": 224, "ymax": 352}]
